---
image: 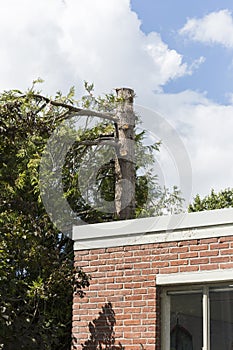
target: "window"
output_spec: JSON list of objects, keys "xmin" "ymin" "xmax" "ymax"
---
[{"xmin": 161, "ymin": 284, "xmax": 233, "ymax": 350}]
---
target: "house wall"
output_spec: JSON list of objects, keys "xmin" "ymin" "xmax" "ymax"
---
[
  {"xmin": 72, "ymin": 209, "xmax": 233, "ymax": 350},
  {"xmin": 72, "ymin": 236, "xmax": 233, "ymax": 350}
]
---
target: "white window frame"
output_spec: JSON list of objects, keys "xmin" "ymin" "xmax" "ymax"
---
[
  {"xmin": 159, "ymin": 269, "xmax": 233, "ymax": 350},
  {"xmin": 161, "ymin": 284, "xmax": 233, "ymax": 350}
]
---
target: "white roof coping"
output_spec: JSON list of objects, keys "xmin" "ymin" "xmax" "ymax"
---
[
  {"xmin": 72, "ymin": 208, "xmax": 233, "ymax": 250},
  {"xmin": 157, "ymin": 268, "xmax": 233, "ymax": 285}
]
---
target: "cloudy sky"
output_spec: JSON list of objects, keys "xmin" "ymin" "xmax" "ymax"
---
[{"xmin": 1, "ymin": 0, "xmax": 233, "ymax": 206}]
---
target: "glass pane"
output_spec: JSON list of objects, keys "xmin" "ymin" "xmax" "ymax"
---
[
  {"xmin": 210, "ymin": 289, "xmax": 233, "ymax": 350},
  {"xmin": 170, "ymin": 293, "xmax": 202, "ymax": 350}
]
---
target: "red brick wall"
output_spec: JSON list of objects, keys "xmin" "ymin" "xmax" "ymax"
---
[{"xmin": 72, "ymin": 236, "xmax": 233, "ymax": 350}]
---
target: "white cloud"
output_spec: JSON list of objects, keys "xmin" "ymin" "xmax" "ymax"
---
[
  {"xmin": 58, "ymin": 0, "xmax": 199, "ymax": 95},
  {"xmin": 179, "ymin": 9, "xmax": 233, "ymax": 48},
  {"xmin": 186, "ymin": 56, "xmax": 206, "ymax": 74},
  {"xmin": 149, "ymin": 91, "xmax": 233, "ymax": 200},
  {"xmin": 226, "ymin": 92, "xmax": 233, "ymax": 104},
  {"xmin": 0, "ymin": 0, "xmax": 199, "ymax": 96}
]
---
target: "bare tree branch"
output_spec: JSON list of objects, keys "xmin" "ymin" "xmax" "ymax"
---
[
  {"xmin": 31, "ymin": 94, "xmax": 118, "ymax": 122},
  {"xmin": 78, "ymin": 137, "xmax": 117, "ymax": 147}
]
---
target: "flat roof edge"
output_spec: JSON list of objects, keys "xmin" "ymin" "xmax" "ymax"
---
[{"xmin": 72, "ymin": 209, "xmax": 233, "ymax": 250}]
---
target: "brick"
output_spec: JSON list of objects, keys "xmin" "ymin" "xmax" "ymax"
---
[
  {"xmin": 88, "ymin": 283, "xmax": 104, "ymax": 291},
  {"xmin": 125, "ymin": 256, "xmax": 141, "ymax": 263},
  {"xmin": 133, "ymin": 288, "xmax": 148, "ymax": 295},
  {"xmin": 133, "ymin": 326, "xmax": 147, "ymax": 332},
  {"xmin": 91, "ymin": 248, "xmax": 106, "ymax": 254},
  {"xmin": 110, "ymin": 252, "xmax": 125, "ymax": 259},
  {"xmin": 106, "ymin": 270, "xmax": 123, "ymax": 277},
  {"xmin": 200, "ymin": 250, "xmax": 219, "ymax": 257},
  {"xmin": 143, "ymin": 280, "xmax": 156, "ymax": 288},
  {"xmin": 159, "ymin": 267, "xmax": 178, "ymax": 274},
  {"xmin": 124, "ymin": 245, "xmax": 140, "ymax": 251},
  {"xmin": 76, "ymin": 250, "xmax": 89, "ymax": 255},
  {"xmin": 91, "ymin": 297, "xmax": 106, "ymax": 303},
  {"xmin": 125, "ymin": 295, "xmax": 142, "ymax": 301},
  {"xmin": 199, "ymin": 238, "xmax": 218, "ymax": 244},
  {"xmin": 158, "ymin": 242, "xmax": 177, "ymax": 248},
  {"xmin": 91, "ymin": 271, "xmax": 106, "ymax": 278},
  {"xmin": 180, "ymin": 252, "xmax": 198, "ymax": 259},
  {"xmin": 221, "ymin": 248, "xmax": 233, "ymax": 255},
  {"xmin": 124, "ymin": 307, "xmax": 141, "ymax": 314},
  {"xmin": 150, "ymin": 254, "xmax": 161, "ymax": 262},
  {"xmin": 170, "ymin": 246, "xmax": 189, "ymax": 253},
  {"xmin": 219, "ymin": 236, "xmax": 233, "ymax": 242},
  {"xmin": 124, "ymin": 319, "xmax": 141, "ymax": 326},
  {"xmin": 210, "ymin": 242, "xmax": 229, "ymax": 249},
  {"xmin": 190, "ymin": 257, "xmax": 209, "ymax": 265},
  {"xmin": 160, "ymin": 253, "xmax": 178, "ymax": 260},
  {"xmin": 133, "ymin": 262, "xmax": 151, "ymax": 269},
  {"xmin": 97, "ymin": 290, "xmax": 115, "ymax": 297},
  {"xmin": 179, "ymin": 240, "xmax": 198, "ymax": 246},
  {"xmin": 106, "ymin": 295, "xmax": 125, "ymax": 302},
  {"xmin": 124, "ymin": 269, "xmax": 141, "ymax": 276},
  {"xmin": 143, "ymin": 268, "xmax": 159, "ymax": 275},
  {"xmin": 116, "ymin": 264, "xmax": 132, "ymax": 270},
  {"xmin": 132, "ymin": 301, "xmax": 147, "ymax": 307},
  {"xmin": 220, "ymin": 263, "xmax": 233, "ymax": 269},
  {"xmin": 142, "ymin": 318, "xmax": 155, "ymax": 325},
  {"xmin": 190, "ymin": 244, "xmax": 208, "ymax": 251},
  {"xmin": 133, "ymin": 249, "xmax": 147, "ymax": 256},
  {"xmin": 152, "ymin": 261, "xmax": 169, "ymax": 268},
  {"xmin": 124, "ymin": 282, "xmax": 142, "ymax": 289},
  {"xmin": 106, "ymin": 283, "xmax": 123, "ymax": 290},
  {"xmin": 83, "ymin": 254, "xmax": 98, "ymax": 261},
  {"xmin": 98, "ymin": 277, "xmax": 114, "ymax": 284},
  {"xmin": 152, "ymin": 248, "xmax": 169, "ymax": 255},
  {"xmin": 143, "ymin": 293, "xmax": 157, "ymax": 300},
  {"xmin": 170, "ymin": 259, "xmax": 188, "ymax": 266},
  {"xmin": 180, "ymin": 266, "xmax": 199, "ymax": 273},
  {"xmin": 114, "ymin": 301, "xmax": 131, "ymax": 308},
  {"xmin": 141, "ymin": 244, "xmax": 154, "ymax": 250},
  {"xmin": 210, "ymin": 256, "xmax": 230, "ymax": 263},
  {"xmin": 99, "ymin": 265, "xmax": 115, "ymax": 272},
  {"xmin": 107, "ymin": 246, "xmax": 124, "ymax": 253},
  {"xmin": 200, "ymin": 264, "xmax": 219, "ymax": 271},
  {"xmin": 83, "ymin": 266, "xmax": 98, "ymax": 273}
]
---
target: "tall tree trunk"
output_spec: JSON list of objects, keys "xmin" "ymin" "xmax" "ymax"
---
[{"xmin": 115, "ymin": 88, "xmax": 136, "ymax": 219}]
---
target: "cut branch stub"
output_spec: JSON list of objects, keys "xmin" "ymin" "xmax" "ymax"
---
[{"xmin": 115, "ymin": 88, "xmax": 136, "ymax": 220}]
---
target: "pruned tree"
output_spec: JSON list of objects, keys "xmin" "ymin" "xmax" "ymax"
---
[
  {"xmin": 114, "ymin": 88, "xmax": 135, "ymax": 219},
  {"xmin": 0, "ymin": 81, "xmax": 183, "ymax": 349}
]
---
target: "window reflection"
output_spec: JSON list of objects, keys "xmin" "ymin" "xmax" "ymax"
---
[
  {"xmin": 168, "ymin": 287, "xmax": 233, "ymax": 350},
  {"xmin": 210, "ymin": 290, "xmax": 233, "ymax": 350},
  {"xmin": 170, "ymin": 293, "xmax": 202, "ymax": 350}
]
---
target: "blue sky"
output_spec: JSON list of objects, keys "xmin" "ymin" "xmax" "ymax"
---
[
  {"xmin": 131, "ymin": 0, "xmax": 233, "ymax": 104},
  {"xmin": 1, "ymin": 0, "xmax": 233, "ymax": 205}
]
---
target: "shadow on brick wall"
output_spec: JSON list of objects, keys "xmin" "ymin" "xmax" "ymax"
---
[{"xmin": 81, "ymin": 302, "xmax": 124, "ymax": 350}]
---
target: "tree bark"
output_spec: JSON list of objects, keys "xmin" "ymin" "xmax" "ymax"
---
[{"xmin": 115, "ymin": 88, "xmax": 136, "ymax": 219}]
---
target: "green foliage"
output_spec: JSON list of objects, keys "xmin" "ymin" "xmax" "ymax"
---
[
  {"xmin": 0, "ymin": 87, "xmax": 90, "ymax": 349},
  {"xmin": 0, "ymin": 82, "xmax": 183, "ymax": 348},
  {"xmin": 188, "ymin": 188, "xmax": 233, "ymax": 212}
]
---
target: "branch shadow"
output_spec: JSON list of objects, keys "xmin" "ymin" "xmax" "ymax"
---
[{"xmin": 81, "ymin": 302, "xmax": 124, "ymax": 350}]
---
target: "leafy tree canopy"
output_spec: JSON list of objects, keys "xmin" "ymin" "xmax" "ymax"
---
[
  {"xmin": 0, "ymin": 80, "xmax": 183, "ymax": 349},
  {"xmin": 188, "ymin": 188, "xmax": 233, "ymax": 212}
]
